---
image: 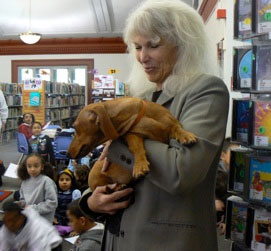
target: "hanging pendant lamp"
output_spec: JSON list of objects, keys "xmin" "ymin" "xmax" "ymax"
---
[{"xmin": 19, "ymin": 0, "xmax": 41, "ymax": 44}]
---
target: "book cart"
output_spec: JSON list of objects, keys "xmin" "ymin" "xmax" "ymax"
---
[{"xmin": 226, "ymin": 1, "xmax": 271, "ymax": 250}]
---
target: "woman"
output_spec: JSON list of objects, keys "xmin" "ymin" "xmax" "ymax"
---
[
  {"xmin": 80, "ymin": 0, "xmax": 229, "ymax": 250},
  {"xmin": 0, "ymin": 89, "xmax": 8, "ymax": 134}
]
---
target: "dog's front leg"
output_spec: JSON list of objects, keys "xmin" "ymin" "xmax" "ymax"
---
[{"xmin": 125, "ymin": 133, "xmax": 150, "ymax": 179}]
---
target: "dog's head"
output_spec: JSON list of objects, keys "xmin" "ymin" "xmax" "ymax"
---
[{"xmin": 68, "ymin": 102, "xmax": 119, "ymax": 159}]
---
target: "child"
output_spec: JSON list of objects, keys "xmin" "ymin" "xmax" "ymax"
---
[
  {"xmin": 17, "ymin": 153, "xmax": 58, "ymax": 223},
  {"xmin": 54, "ymin": 168, "xmax": 81, "ymax": 235},
  {"xmin": 74, "ymin": 164, "xmax": 90, "ymax": 194},
  {"xmin": 29, "ymin": 121, "xmax": 56, "ymax": 166},
  {"xmin": 67, "ymin": 199, "xmax": 103, "ymax": 251},
  {"xmin": 0, "ymin": 201, "xmax": 62, "ymax": 250},
  {"xmin": 18, "ymin": 113, "xmax": 35, "ymax": 139}
]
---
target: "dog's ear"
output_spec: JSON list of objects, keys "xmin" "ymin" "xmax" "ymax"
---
[
  {"xmin": 83, "ymin": 110, "xmax": 98, "ymax": 124},
  {"xmin": 91, "ymin": 104, "xmax": 119, "ymax": 140}
]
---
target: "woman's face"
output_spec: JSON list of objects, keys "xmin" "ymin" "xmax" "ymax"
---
[{"xmin": 134, "ymin": 35, "xmax": 177, "ymax": 88}]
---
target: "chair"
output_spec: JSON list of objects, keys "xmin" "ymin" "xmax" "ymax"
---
[
  {"xmin": 47, "ymin": 125, "xmax": 62, "ymax": 130},
  {"xmin": 54, "ymin": 136, "xmax": 73, "ymax": 160},
  {"xmin": 17, "ymin": 133, "xmax": 29, "ymax": 164}
]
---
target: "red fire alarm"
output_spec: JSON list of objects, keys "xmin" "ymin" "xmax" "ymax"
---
[{"xmin": 217, "ymin": 9, "xmax": 226, "ymax": 19}]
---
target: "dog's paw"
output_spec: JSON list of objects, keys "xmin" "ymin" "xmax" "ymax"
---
[
  {"xmin": 179, "ymin": 132, "xmax": 197, "ymax": 145},
  {"xmin": 133, "ymin": 162, "xmax": 150, "ymax": 179}
]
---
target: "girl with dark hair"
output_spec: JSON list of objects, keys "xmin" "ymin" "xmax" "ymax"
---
[
  {"xmin": 17, "ymin": 153, "xmax": 58, "ymax": 223},
  {"xmin": 54, "ymin": 168, "xmax": 81, "ymax": 236},
  {"xmin": 18, "ymin": 113, "xmax": 35, "ymax": 139}
]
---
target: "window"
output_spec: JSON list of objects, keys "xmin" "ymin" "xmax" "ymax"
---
[{"xmin": 12, "ymin": 59, "xmax": 94, "ymax": 104}]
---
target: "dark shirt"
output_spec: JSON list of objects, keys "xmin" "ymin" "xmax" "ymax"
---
[
  {"xmin": 152, "ymin": 90, "xmax": 163, "ymax": 102},
  {"xmin": 55, "ymin": 190, "xmax": 73, "ymax": 226},
  {"xmin": 28, "ymin": 134, "xmax": 55, "ymax": 166}
]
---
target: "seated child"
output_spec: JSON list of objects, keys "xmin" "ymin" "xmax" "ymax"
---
[
  {"xmin": 29, "ymin": 121, "xmax": 56, "ymax": 166},
  {"xmin": 0, "ymin": 201, "xmax": 62, "ymax": 250},
  {"xmin": 54, "ymin": 168, "xmax": 81, "ymax": 236},
  {"xmin": 67, "ymin": 199, "xmax": 103, "ymax": 251},
  {"xmin": 17, "ymin": 153, "xmax": 58, "ymax": 223},
  {"xmin": 74, "ymin": 165, "xmax": 90, "ymax": 194},
  {"xmin": 18, "ymin": 113, "xmax": 35, "ymax": 140}
]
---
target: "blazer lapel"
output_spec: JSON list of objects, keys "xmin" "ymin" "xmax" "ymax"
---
[
  {"xmin": 143, "ymin": 89, "xmax": 174, "ymax": 106},
  {"xmin": 156, "ymin": 92, "xmax": 174, "ymax": 106}
]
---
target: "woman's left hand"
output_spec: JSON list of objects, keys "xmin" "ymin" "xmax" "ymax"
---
[{"xmin": 98, "ymin": 140, "xmax": 112, "ymax": 172}]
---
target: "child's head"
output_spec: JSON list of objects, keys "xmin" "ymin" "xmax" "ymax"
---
[
  {"xmin": 3, "ymin": 201, "xmax": 26, "ymax": 233},
  {"xmin": 18, "ymin": 153, "xmax": 54, "ymax": 180},
  {"xmin": 58, "ymin": 169, "xmax": 75, "ymax": 192},
  {"xmin": 67, "ymin": 199, "xmax": 96, "ymax": 234},
  {"xmin": 74, "ymin": 165, "xmax": 89, "ymax": 188},
  {"xmin": 22, "ymin": 113, "xmax": 35, "ymax": 125},
  {"xmin": 31, "ymin": 121, "xmax": 42, "ymax": 137}
]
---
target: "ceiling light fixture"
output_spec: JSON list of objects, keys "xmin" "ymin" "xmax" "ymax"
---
[{"xmin": 19, "ymin": 0, "xmax": 41, "ymax": 44}]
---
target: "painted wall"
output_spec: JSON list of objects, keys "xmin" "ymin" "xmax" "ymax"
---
[
  {"xmin": 0, "ymin": 53, "xmax": 131, "ymax": 84},
  {"xmin": 203, "ymin": 0, "xmax": 247, "ymax": 138}
]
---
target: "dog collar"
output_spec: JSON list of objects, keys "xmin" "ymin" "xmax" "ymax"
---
[{"xmin": 132, "ymin": 99, "xmax": 147, "ymax": 129}]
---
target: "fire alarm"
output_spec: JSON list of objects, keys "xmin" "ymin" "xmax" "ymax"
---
[{"xmin": 217, "ymin": 9, "xmax": 226, "ymax": 19}]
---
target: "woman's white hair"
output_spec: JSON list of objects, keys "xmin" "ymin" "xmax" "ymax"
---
[{"xmin": 123, "ymin": 0, "xmax": 216, "ymax": 96}]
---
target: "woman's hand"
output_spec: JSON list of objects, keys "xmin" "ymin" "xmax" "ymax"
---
[
  {"xmin": 98, "ymin": 140, "xmax": 112, "ymax": 172},
  {"xmin": 87, "ymin": 183, "xmax": 133, "ymax": 215}
]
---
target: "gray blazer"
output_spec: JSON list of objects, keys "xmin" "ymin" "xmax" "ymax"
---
[{"xmin": 81, "ymin": 74, "xmax": 229, "ymax": 251}]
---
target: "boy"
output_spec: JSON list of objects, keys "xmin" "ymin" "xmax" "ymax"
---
[
  {"xmin": 67, "ymin": 199, "xmax": 103, "ymax": 251},
  {"xmin": 0, "ymin": 201, "xmax": 62, "ymax": 251}
]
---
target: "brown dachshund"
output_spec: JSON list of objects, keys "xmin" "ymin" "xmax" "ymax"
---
[{"xmin": 67, "ymin": 97, "xmax": 197, "ymax": 191}]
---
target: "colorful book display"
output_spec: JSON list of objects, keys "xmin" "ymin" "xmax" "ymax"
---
[
  {"xmin": 233, "ymin": 48, "xmax": 252, "ymax": 91},
  {"xmin": 231, "ymin": 1, "xmax": 271, "ymax": 250},
  {"xmin": 234, "ymin": 0, "xmax": 252, "ymax": 39},
  {"xmin": 91, "ymin": 75, "xmax": 126, "ymax": 102},
  {"xmin": 253, "ymin": 0, "xmax": 271, "ymax": 34}
]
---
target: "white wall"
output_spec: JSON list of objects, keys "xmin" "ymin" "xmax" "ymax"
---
[
  {"xmin": 0, "ymin": 53, "xmax": 131, "ymax": 83},
  {"xmin": 204, "ymin": 0, "xmax": 243, "ymax": 138}
]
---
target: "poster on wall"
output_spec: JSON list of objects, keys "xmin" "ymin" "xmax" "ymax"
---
[
  {"xmin": 93, "ymin": 75, "xmax": 114, "ymax": 88},
  {"xmin": 24, "ymin": 78, "xmax": 42, "ymax": 91},
  {"xmin": 29, "ymin": 92, "xmax": 41, "ymax": 106}
]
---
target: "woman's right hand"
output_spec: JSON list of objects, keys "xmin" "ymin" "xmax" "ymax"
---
[{"xmin": 87, "ymin": 183, "xmax": 134, "ymax": 215}]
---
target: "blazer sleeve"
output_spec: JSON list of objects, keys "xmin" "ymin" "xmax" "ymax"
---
[
  {"xmin": 144, "ymin": 77, "xmax": 229, "ymax": 195},
  {"xmin": 31, "ymin": 177, "xmax": 58, "ymax": 214}
]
